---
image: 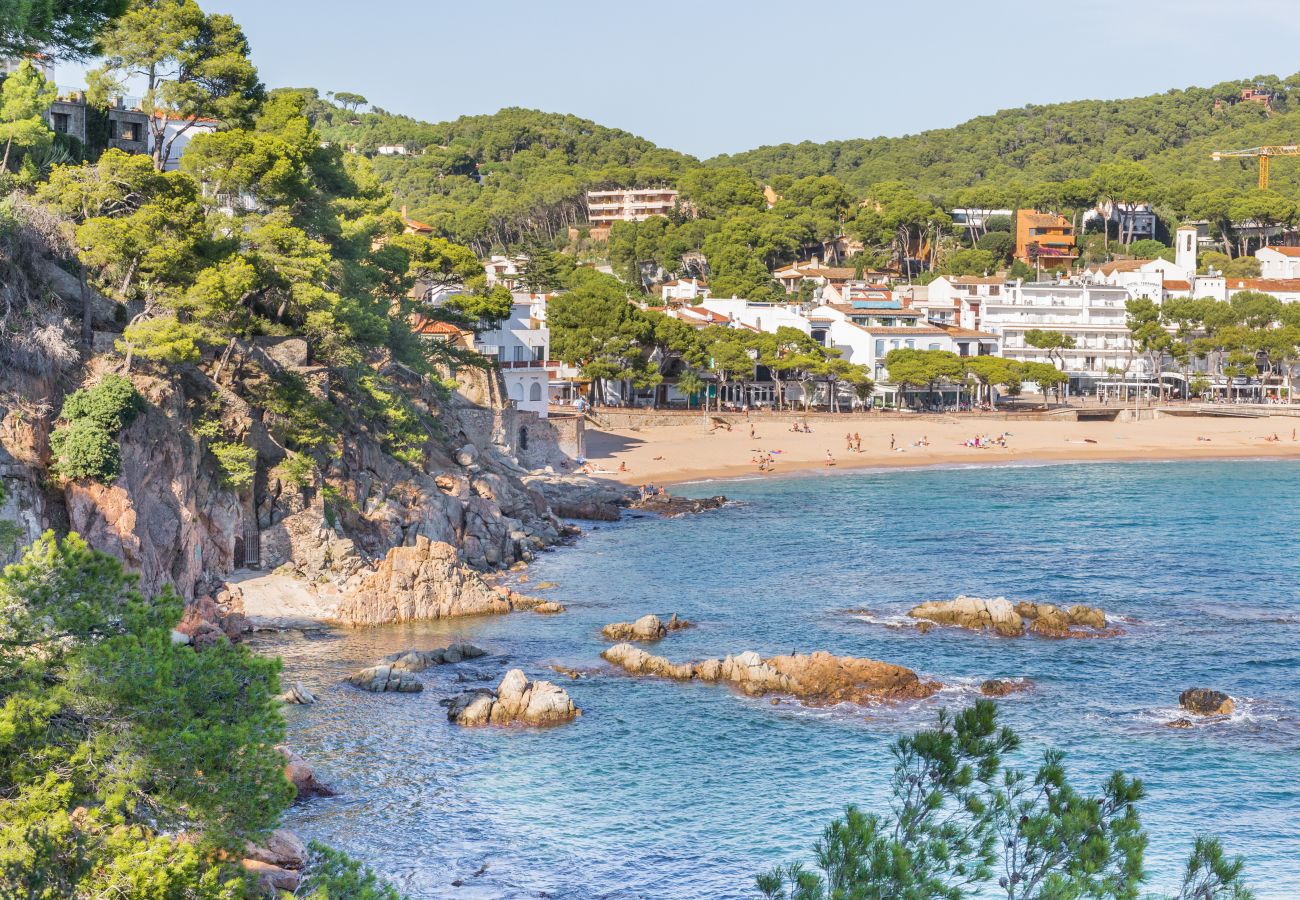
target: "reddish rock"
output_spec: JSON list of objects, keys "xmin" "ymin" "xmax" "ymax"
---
[
  {"xmin": 241, "ymin": 859, "xmax": 300, "ymax": 894},
  {"xmin": 276, "ymin": 746, "xmax": 335, "ymax": 800}
]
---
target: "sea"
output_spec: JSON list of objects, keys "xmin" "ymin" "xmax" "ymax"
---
[{"xmin": 263, "ymin": 460, "xmax": 1300, "ymax": 899}]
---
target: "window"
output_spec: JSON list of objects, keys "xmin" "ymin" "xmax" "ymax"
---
[
  {"xmin": 51, "ymin": 112, "xmax": 70, "ymax": 133},
  {"xmin": 532, "ymin": 345, "xmax": 544, "ymax": 361},
  {"xmin": 929, "ymin": 343, "xmax": 941, "ymax": 351},
  {"xmin": 513, "ymin": 345, "xmax": 526, "ymax": 362},
  {"xmin": 529, "ymin": 382, "xmax": 542, "ymax": 402},
  {"xmin": 874, "ymin": 339, "xmax": 884, "ymax": 356},
  {"xmin": 905, "ymin": 340, "xmax": 915, "ymax": 350}
]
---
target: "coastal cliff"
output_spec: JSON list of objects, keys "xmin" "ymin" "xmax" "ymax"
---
[{"xmin": 0, "ymin": 205, "xmax": 617, "ymax": 626}]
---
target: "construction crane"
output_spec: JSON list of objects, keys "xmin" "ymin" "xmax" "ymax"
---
[{"xmin": 1210, "ymin": 145, "xmax": 1300, "ymax": 190}]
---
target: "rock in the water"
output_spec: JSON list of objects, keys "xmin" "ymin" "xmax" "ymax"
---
[
  {"xmin": 277, "ymin": 746, "xmax": 335, "ymax": 800},
  {"xmin": 346, "ymin": 664, "xmax": 423, "ymax": 693},
  {"xmin": 601, "ymin": 645, "xmax": 939, "ymax": 705},
  {"xmin": 534, "ymin": 581, "xmax": 559, "ymax": 590},
  {"xmin": 1179, "ymin": 688, "xmax": 1235, "ymax": 716},
  {"xmin": 601, "ymin": 612, "xmax": 692, "ymax": 642},
  {"xmin": 446, "ymin": 669, "xmax": 579, "ymax": 726},
  {"xmin": 979, "ymin": 679, "xmax": 1030, "ymax": 698},
  {"xmin": 382, "ymin": 643, "xmax": 486, "ymax": 672},
  {"xmin": 534, "ymin": 601, "xmax": 566, "ymax": 614},
  {"xmin": 908, "ymin": 596, "xmax": 1115, "ymax": 638},
  {"xmin": 630, "ymin": 494, "xmax": 727, "ymax": 517},
  {"xmin": 1166, "ymin": 717, "xmax": 1195, "ymax": 729},
  {"xmin": 523, "ymin": 473, "xmax": 630, "ymax": 521},
  {"xmin": 277, "ymin": 682, "xmax": 316, "ymax": 704}
]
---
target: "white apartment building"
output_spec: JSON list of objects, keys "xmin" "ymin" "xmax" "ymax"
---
[
  {"xmin": 661, "ymin": 278, "xmax": 709, "ymax": 304},
  {"xmin": 585, "ymin": 188, "xmax": 678, "ymax": 225},
  {"xmin": 981, "ymin": 282, "xmax": 1136, "ymax": 380},
  {"xmin": 474, "ymin": 294, "xmax": 554, "ymax": 417}
]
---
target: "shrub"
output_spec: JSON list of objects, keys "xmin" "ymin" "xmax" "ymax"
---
[
  {"xmin": 49, "ymin": 418, "xmax": 121, "ymax": 481},
  {"xmin": 209, "ymin": 441, "xmax": 257, "ymax": 490},
  {"xmin": 298, "ymin": 842, "xmax": 404, "ymax": 900},
  {"xmin": 274, "ymin": 452, "xmax": 316, "ymax": 489},
  {"xmin": 115, "ymin": 315, "xmax": 203, "ymax": 365},
  {"xmin": 58, "ymin": 374, "xmax": 143, "ymax": 433}
]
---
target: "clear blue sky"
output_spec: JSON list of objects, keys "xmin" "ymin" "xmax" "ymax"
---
[{"xmin": 57, "ymin": 0, "xmax": 1300, "ymax": 159}]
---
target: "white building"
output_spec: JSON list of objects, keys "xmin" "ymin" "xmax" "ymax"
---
[
  {"xmin": 1256, "ymin": 246, "xmax": 1300, "ymax": 280},
  {"xmin": 585, "ymin": 188, "xmax": 678, "ymax": 225},
  {"xmin": 660, "ymin": 278, "xmax": 709, "ymax": 304},
  {"xmin": 474, "ymin": 294, "xmax": 553, "ymax": 417},
  {"xmin": 376, "ymin": 144, "xmax": 408, "ymax": 156},
  {"xmin": 1082, "ymin": 202, "xmax": 1158, "ymax": 240},
  {"xmin": 484, "ymin": 255, "xmax": 529, "ymax": 290},
  {"xmin": 153, "ymin": 116, "xmax": 219, "ymax": 171}
]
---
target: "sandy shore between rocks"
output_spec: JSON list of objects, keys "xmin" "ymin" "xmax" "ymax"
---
[{"xmin": 583, "ymin": 413, "xmax": 1300, "ymax": 485}]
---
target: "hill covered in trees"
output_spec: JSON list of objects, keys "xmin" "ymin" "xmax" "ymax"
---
[
  {"xmin": 312, "ymin": 74, "xmax": 1300, "ymax": 267},
  {"xmin": 713, "ymin": 75, "xmax": 1300, "ymax": 196}
]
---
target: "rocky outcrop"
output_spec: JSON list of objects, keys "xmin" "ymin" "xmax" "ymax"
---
[
  {"xmin": 277, "ymin": 746, "xmax": 335, "ymax": 800},
  {"xmin": 523, "ymin": 473, "xmax": 630, "ymax": 521},
  {"xmin": 346, "ymin": 664, "xmax": 423, "ymax": 693},
  {"xmin": 175, "ymin": 591, "xmax": 251, "ymax": 649},
  {"xmin": 445, "ymin": 668, "xmax": 579, "ymax": 726},
  {"xmin": 534, "ymin": 601, "xmax": 565, "ymax": 614},
  {"xmin": 277, "ymin": 682, "xmax": 316, "ymax": 704},
  {"xmin": 1179, "ymin": 688, "xmax": 1235, "ymax": 716},
  {"xmin": 601, "ymin": 644, "xmax": 940, "ymax": 704},
  {"xmin": 243, "ymin": 827, "xmax": 308, "ymax": 893},
  {"xmin": 384, "ymin": 642, "xmax": 486, "ymax": 672},
  {"xmin": 908, "ymin": 596, "xmax": 1115, "ymax": 638},
  {"xmin": 630, "ymin": 494, "xmax": 727, "ymax": 517},
  {"xmin": 980, "ymin": 679, "xmax": 1031, "ymax": 698},
  {"xmin": 331, "ymin": 536, "xmax": 521, "ymax": 626},
  {"xmin": 601, "ymin": 613, "xmax": 692, "ymax": 642}
]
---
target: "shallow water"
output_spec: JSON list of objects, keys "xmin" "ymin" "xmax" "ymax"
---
[{"xmin": 265, "ymin": 460, "xmax": 1300, "ymax": 898}]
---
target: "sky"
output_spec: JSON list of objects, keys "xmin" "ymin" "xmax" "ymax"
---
[{"xmin": 56, "ymin": 0, "xmax": 1300, "ymax": 159}]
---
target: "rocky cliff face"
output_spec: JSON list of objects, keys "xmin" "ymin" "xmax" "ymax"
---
[{"xmin": 0, "ymin": 220, "xmax": 595, "ymax": 621}]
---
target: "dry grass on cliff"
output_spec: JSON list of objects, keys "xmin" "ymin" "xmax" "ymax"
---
[{"xmin": 0, "ymin": 196, "xmax": 78, "ymax": 378}]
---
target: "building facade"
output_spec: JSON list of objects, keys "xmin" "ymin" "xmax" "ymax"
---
[{"xmin": 585, "ymin": 188, "xmax": 678, "ymax": 225}]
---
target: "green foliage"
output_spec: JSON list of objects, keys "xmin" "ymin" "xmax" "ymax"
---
[
  {"xmin": 48, "ymin": 417, "xmax": 121, "ymax": 481},
  {"xmin": 0, "ymin": 0, "xmax": 128, "ymax": 58},
  {"xmin": 299, "ymin": 842, "xmax": 406, "ymax": 899},
  {"xmin": 210, "ymin": 440, "xmax": 257, "ymax": 489},
  {"xmin": 50, "ymin": 375, "xmax": 144, "ymax": 482},
  {"xmin": 0, "ymin": 60, "xmax": 56, "ymax": 174},
  {"xmin": 88, "ymin": 0, "xmax": 264, "ymax": 171},
  {"xmin": 117, "ymin": 313, "xmax": 204, "ymax": 364},
  {"xmin": 59, "ymin": 374, "xmax": 144, "ymax": 433},
  {"xmin": 274, "ymin": 451, "xmax": 316, "ymax": 489},
  {"xmin": 0, "ymin": 532, "xmax": 292, "ymax": 893},
  {"xmin": 757, "ymin": 701, "xmax": 1252, "ymax": 900},
  {"xmin": 353, "ymin": 374, "xmax": 427, "ymax": 467},
  {"xmin": 1127, "ymin": 238, "xmax": 1171, "ymax": 260},
  {"xmin": 246, "ymin": 371, "xmax": 339, "ymax": 453}
]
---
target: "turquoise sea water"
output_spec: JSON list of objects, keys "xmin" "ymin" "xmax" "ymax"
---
[{"xmin": 267, "ymin": 460, "xmax": 1300, "ymax": 899}]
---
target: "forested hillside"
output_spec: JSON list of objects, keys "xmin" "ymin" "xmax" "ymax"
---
[
  {"xmin": 713, "ymin": 75, "xmax": 1300, "ymax": 195},
  {"xmin": 319, "ymin": 74, "xmax": 1300, "ymax": 266}
]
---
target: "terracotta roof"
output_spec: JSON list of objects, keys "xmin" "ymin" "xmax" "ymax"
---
[
  {"xmin": 828, "ymin": 303, "xmax": 918, "ymax": 318},
  {"xmin": 934, "ymin": 324, "xmax": 999, "ymax": 339},
  {"xmin": 1094, "ymin": 259, "xmax": 1152, "ymax": 275},
  {"xmin": 684, "ymin": 306, "xmax": 731, "ymax": 323},
  {"xmin": 410, "ymin": 317, "xmax": 463, "ymax": 336},
  {"xmin": 1162, "ymin": 280, "xmax": 1191, "ymax": 291},
  {"xmin": 945, "ymin": 275, "xmax": 1004, "ymax": 285},
  {"xmin": 1226, "ymin": 278, "xmax": 1300, "ymax": 292},
  {"xmin": 1263, "ymin": 246, "xmax": 1300, "ymax": 257}
]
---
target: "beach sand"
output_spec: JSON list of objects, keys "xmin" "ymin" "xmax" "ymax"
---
[{"xmin": 583, "ymin": 413, "xmax": 1300, "ymax": 485}]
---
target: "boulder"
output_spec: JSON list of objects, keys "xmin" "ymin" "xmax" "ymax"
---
[
  {"xmin": 346, "ymin": 664, "xmax": 423, "ymax": 693},
  {"xmin": 382, "ymin": 643, "xmax": 486, "ymax": 672},
  {"xmin": 601, "ymin": 645, "xmax": 940, "ymax": 705},
  {"xmin": 241, "ymin": 859, "xmax": 300, "ymax": 894},
  {"xmin": 979, "ymin": 679, "xmax": 1030, "ymax": 698},
  {"xmin": 1179, "ymin": 688, "xmax": 1235, "ymax": 716},
  {"xmin": 534, "ymin": 601, "xmax": 566, "ymax": 614},
  {"xmin": 446, "ymin": 669, "xmax": 579, "ymax": 726},
  {"xmin": 601, "ymin": 612, "xmax": 692, "ymax": 642},
  {"xmin": 1166, "ymin": 717, "xmax": 1195, "ymax": 729},
  {"xmin": 1014, "ymin": 601, "xmax": 1113, "ymax": 637},
  {"xmin": 244, "ymin": 828, "xmax": 308, "ymax": 870},
  {"xmin": 277, "ymin": 682, "xmax": 316, "ymax": 704},
  {"xmin": 276, "ymin": 746, "xmax": 335, "ymax": 800}
]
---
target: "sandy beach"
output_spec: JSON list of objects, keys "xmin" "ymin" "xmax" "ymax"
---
[{"xmin": 583, "ymin": 413, "xmax": 1300, "ymax": 485}]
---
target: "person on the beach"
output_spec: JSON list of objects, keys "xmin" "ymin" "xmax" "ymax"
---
[
  {"xmin": 845, "ymin": 433, "xmax": 853, "ymax": 451},
  {"xmin": 825, "ymin": 450, "xmax": 836, "ymax": 466},
  {"xmin": 889, "ymin": 433, "xmax": 895, "ymax": 450},
  {"xmin": 854, "ymin": 432, "xmax": 862, "ymax": 452},
  {"xmin": 750, "ymin": 424, "xmax": 756, "ymax": 439},
  {"xmin": 618, "ymin": 461, "xmax": 628, "ymax": 472}
]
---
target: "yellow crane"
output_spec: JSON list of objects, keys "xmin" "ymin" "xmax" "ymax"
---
[{"xmin": 1210, "ymin": 145, "xmax": 1300, "ymax": 190}]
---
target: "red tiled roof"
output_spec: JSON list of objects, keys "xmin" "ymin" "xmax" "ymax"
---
[
  {"xmin": 410, "ymin": 316, "xmax": 463, "ymax": 336},
  {"xmin": 1227, "ymin": 278, "xmax": 1300, "ymax": 292},
  {"xmin": 1264, "ymin": 246, "xmax": 1300, "ymax": 257},
  {"xmin": 935, "ymin": 324, "xmax": 998, "ymax": 339},
  {"xmin": 1096, "ymin": 259, "xmax": 1152, "ymax": 275},
  {"xmin": 945, "ymin": 275, "xmax": 1004, "ymax": 285},
  {"xmin": 1162, "ymin": 280, "xmax": 1191, "ymax": 291}
]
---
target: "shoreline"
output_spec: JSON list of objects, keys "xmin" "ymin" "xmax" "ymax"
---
[{"xmin": 581, "ymin": 414, "xmax": 1300, "ymax": 487}]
